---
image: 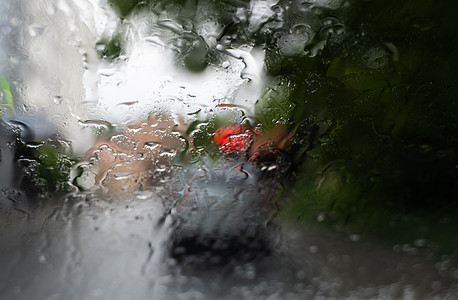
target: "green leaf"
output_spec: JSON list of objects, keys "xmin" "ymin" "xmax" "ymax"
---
[{"xmin": 0, "ymin": 74, "xmax": 14, "ymax": 117}]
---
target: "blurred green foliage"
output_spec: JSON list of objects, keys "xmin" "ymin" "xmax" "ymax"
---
[
  {"xmin": 0, "ymin": 74, "xmax": 14, "ymax": 117},
  {"xmin": 268, "ymin": 0, "xmax": 458, "ymax": 258},
  {"xmin": 17, "ymin": 139, "xmax": 75, "ymax": 195}
]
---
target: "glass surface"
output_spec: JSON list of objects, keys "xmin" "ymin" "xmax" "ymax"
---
[{"xmin": 1, "ymin": 0, "xmax": 457, "ymax": 299}]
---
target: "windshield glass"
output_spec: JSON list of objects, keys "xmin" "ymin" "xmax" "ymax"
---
[{"xmin": 1, "ymin": 0, "xmax": 457, "ymax": 299}]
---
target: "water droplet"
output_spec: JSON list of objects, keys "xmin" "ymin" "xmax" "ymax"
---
[
  {"xmin": 10, "ymin": 17, "xmax": 22, "ymax": 27},
  {"xmin": 38, "ymin": 253, "xmax": 48, "ymax": 263},
  {"xmin": 98, "ymin": 68, "xmax": 116, "ymax": 77},
  {"xmin": 222, "ymin": 61, "xmax": 231, "ymax": 69},
  {"xmin": 349, "ymin": 234, "xmax": 360, "ymax": 242},
  {"xmin": 157, "ymin": 19, "xmax": 184, "ymax": 34},
  {"xmin": 309, "ymin": 245, "xmax": 319, "ymax": 253},
  {"xmin": 145, "ymin": 36, "xmax": 165, "ymax": 47},
  {"xmin": 414, "ymin": 239, "xmax": 426, "ymax": 247},
  {"xmin": 28, "ymin": 24, "xmax": 44, "ymax": 37}
]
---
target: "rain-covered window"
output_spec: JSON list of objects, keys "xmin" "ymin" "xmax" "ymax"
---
[{"xmin": 1, "ymin": 0, "xmax": 457, "ymax": 299}]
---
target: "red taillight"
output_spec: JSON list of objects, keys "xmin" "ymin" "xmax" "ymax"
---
[{"xmin": 213, "ymin": 125, "xmax": 252, "ymax": 153}]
